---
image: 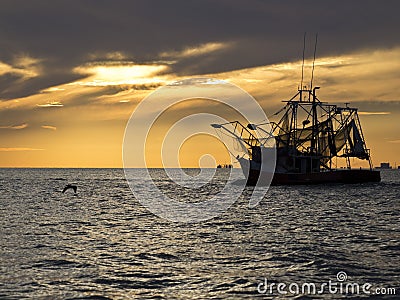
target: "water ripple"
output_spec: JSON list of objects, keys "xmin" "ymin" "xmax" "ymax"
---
[{"xmin": 0, "ymin": 169, "xmax": 399, "ymax": 299}]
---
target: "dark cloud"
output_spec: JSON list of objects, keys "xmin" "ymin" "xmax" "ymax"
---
[
  {"xmin": 352, "ymin": 100, "xmax": 400, "ymax": 113},
  {"xmin": 0, "ymin": 0, "xmax": 399, "ymax": 98},
  {"xmin": 0, "ymin": 71, "xmax": 85, "ymax": 99}
]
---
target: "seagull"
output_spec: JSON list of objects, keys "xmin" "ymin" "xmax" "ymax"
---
[{"xmin": 62, "ymin": 184, "xmax": 77, "ymax": 194}]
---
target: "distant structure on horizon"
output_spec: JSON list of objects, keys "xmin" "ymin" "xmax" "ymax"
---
[
  {"xmin": 375, "ymin": 162, "xmax": 392, "ymax": 169},
  {"xmin": 216, "ymin": 164, "xmax": 233, "ymax": 169}
]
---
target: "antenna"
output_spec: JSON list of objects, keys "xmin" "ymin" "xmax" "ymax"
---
[
  {"xmin": 300, "ymin": 32, "xmax": 306, "ymax": 90},
  {"xmin": 310, "ymin": 33, "xmax": 318, "ymax": 91}
]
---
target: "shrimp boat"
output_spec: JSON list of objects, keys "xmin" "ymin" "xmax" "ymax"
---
[{"xmin": 212, "ymin": 86, "xmax": 381, "ymax": 185}]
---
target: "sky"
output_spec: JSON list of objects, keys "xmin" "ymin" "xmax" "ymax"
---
[{"xmin": 0, "ymin": 0, "xmax": 399, "ymax": 168}]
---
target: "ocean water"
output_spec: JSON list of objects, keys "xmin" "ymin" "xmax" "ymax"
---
[{"xmin": 0, "ymin": 168, "xmax": 399, "ymax": 299}]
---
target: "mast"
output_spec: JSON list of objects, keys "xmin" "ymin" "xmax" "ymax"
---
[
  {"xmin": 310, "ymin": 34, "xmax": 318, "ymax": 93},
  {"xmin": 310, "ymin": 34, "xmax": 319, "ymax": 157},
  {"xmin": 311, "ymin": 87, "xmax": 320, "ymax": 155},
  {"xmin": 300, "ymin": 32, "xmax": 307, "ymax": 101}
]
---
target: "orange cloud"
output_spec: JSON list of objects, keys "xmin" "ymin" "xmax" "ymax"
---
[
  {"xmin": 0, "ymin": 123, "xmax": 28, "ymax": 129},
  {"xmin": 0, "ymin": 147, "xmax": 44, "ymax": 151},
  {"xmin": 159, "ymin": 42, "xmax": 231, "ymax": 58},
  {"xmin": 36, "ymin": 101, "xmax": 64, "ymax": 107},
  {"xmin": 358, "ymin": 112, "xmax": 391, "ymax": 115},
  {"xmin": 41, "ymin": 125, "xmax": 57, "ymax": 131}
]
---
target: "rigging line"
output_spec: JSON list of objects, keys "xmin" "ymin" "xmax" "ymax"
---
[
  {"xmin": 213, "ymin": 128, "xmax": 240, "ymax": 155},
  {"xmin": 258, "ymin": 105, "xmax": 288, "ymax": 123},
  {"xmin": 300, "ymin": 32, "xmax": 306, "ymax": 90},
  {"xmin": 310, "ymin": 33, "xmax": 318, "ymax": 91}
]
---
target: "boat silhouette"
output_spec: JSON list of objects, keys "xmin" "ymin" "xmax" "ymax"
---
[{"xmin": 212, "ymin": 86, "xmax": 380, "ymax": 185}]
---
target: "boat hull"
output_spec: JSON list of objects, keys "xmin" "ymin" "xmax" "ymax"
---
[{"xmin": 246, "ymin": 169, "xmax": 381, "ymax": 186}]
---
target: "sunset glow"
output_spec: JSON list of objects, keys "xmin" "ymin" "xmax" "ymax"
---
[
  {"xmin": 72, "ymin": 63, "xmax": 170, "ymax": 87},
  {"xmin": 1, "ymin": 46, "xmax": 399, "ymax": 167},
  {"xmin": 1, "ymin": 1, "xmax": 399, "ymax": 168}
]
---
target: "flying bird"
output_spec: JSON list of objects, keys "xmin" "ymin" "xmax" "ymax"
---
[{"xmin": 62, "ymin": 184, "xmax": 77, "ymax": 194}]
